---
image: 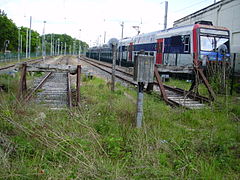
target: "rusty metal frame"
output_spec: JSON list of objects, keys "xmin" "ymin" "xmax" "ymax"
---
[
  {"xmin": 154, "ymin": 65, "xmax": 169, "ymax": 103},
  {"xmin": 191, "ymin": 67, "xmax": 216, "ymax": 101},
  {"xmin": 18, "ymin": 63, "xmax": 27, "ymax": 99}
]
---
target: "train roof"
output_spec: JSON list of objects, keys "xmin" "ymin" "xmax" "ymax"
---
[{"xmin": 156, "ymin": 23, "xmax": 229, "ymax": 38}]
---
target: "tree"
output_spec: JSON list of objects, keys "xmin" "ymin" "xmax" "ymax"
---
[
  {"xmin": 44, "ymin": 33, "xmax": 89, "ymax": 55},
  {"xmin": 0, "ymin": 9, "xmax": 18, "ymax": 52}
]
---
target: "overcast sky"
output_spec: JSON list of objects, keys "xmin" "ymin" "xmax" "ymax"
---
[{"xmin": 1, "ymin": 0, "xmax": 219, "ymax": 46}]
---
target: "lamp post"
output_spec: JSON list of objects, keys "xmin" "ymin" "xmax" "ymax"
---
[
  {"xmin": 20, "ymin": 34, "xmax": 22, "ymax": 56},
  {"xmin": 28, "ymin": 16, "xmax": 32, "ymax": 59},
  {"xmin": 55, "ymin": 39, "xmax": 58, "ymax": 56},
  {"xmin": 69, "ymin": 45, "xmax": 71, "ymax": 55},
  {"xmin": 42, "ymin": 20, "xmax": 46, "ymax": 61},
  {"xmin": 72, "ymin": 41, "xmax": 75, "ymax": 55},
  {"xmin": 57, "ymin": 38, "xmax": 60, "ymax": 55},
  {"xmin": 26, "ymin": 27, "xmax": 28, "ymax": 58},
  {"xmin": 120, "ymin": 21, "xmax": 124, "ymax": 66},
  {"xmin": 51, "ymin": 33, "xmax": 53, "ymax": 56},
  {"xmin": 18, "ymin": 27, "xmax": 20, "ymax": 62},
  {"xmin": 4, "ymin": 40, "xmax": 10, "ymax": 63},
  {"xmin": 64, "ymin": 42, "xmax": 66, "ymax": 55},
  {"xmin": 78, "ymin": 29, "xmax": 81, "ymax": 58},
  {"xmin": 61, "ymin": 42, "xmax": 63, "ymax": 55}
]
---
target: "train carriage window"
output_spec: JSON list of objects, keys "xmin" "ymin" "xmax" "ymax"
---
[{"xmin": 184, "ymin": 35, "xmax": 190, "ymax": 53}]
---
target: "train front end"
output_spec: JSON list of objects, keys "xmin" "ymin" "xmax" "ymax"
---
[{"xmin": 193, "ymin": 24, "xmax": 230, "ymax": 66}]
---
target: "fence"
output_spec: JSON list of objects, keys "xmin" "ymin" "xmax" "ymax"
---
[
  {"xmin": 230, "ymin": 53, "xmax": 240, "ymax": 94},
  {"xmin": 0, "ymin": 51, "xmax": 84, "ymax": 64},
  {"xmin": 0, "ymin": 52, "xmax": 43, "ymax": 63}
]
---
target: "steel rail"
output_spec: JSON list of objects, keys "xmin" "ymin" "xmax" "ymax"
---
[
  {"xmin": 81, "ymin": 57, "xmax": 211, "ymax": 108},
  {"xmin": 25, "ymin": 72, "xmax": 52, "ymax": 101},
  {"xmin": 0, "ymin": 58, "xmax": 43, "ymax": 71},
  {"xmin": 82, "ymin": 57, "xmax": 210, "ymax": 103}
]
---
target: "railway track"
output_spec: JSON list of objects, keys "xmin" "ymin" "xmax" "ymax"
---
[
  {"xmin": 81, "ymin": 56, "xmax": 210, "ymax": 109},
  {"xmin": 0, "ymin": 58, "xmax": 44, "ymax": 74},
  {"xmin": 25, "ymin": 57, "xmax": 72, "ymax": 109}
]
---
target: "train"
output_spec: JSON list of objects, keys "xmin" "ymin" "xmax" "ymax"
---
[{"xmin": 87, "ymin": 21, "xmax": 230, "ymax": 68}]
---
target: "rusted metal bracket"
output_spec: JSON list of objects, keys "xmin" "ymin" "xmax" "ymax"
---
[
  {"xmin": 197, "ymin": 67, "xmax": 215, "ymax": 101},
  {"xmin": 190, "ymin": 66, "xmax": 216, "ymax": 101},
  {"xmin": 154, "ymin": 65, "xmax": 169, "ymax": 103}
]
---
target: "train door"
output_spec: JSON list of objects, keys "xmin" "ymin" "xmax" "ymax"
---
[
  {"xmin": 156, "ymin": 38, "xmax": 163, "ymax": 64},
  {"xmin": 128, "ymin": 42, "xmax": 133, "ymax": 61}
]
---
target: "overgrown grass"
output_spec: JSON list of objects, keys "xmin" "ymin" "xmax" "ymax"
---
[{"xmin": 0, "ymin": 74, "xmax": 239, "ymax": 179}]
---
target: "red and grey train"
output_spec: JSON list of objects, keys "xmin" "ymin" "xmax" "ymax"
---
[{"xmin": 87, "ymin": 21, "xmax": 230, "ymax": 67}]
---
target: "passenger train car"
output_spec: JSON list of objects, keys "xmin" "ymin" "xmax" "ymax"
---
[{"xmin": 87, "ymin": 21, "xmax": 230, "ymax": 67}]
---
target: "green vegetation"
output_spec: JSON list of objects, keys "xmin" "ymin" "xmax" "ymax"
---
[
  {"xmin": 0, "ymin": 9, "xmax": 88, "ymax": 55},
  {"xmin": 0, "ymin": 10, "xmax": 18, "ymax": 52},
  {"xmin": 0, "ymin": 74, "xmax": 239, "ymax": 179}
]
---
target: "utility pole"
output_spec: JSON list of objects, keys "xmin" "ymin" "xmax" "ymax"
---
[
  {"xmin": 103, "ymin": 19, "xmax": 106, "ymax": 44},
  {"xmin": 120, "ymin": 21, "xmax": 124, "ymax": 66},
  {"xmin": 64, "ymin": 42, "xmax": 66, "ymax": 55},
  {"xmin": 57, "ymin": 39, "xmax": 60, "ymax": 55},
  {"xmin": 104, "ymin": 31, "xmax": 106, "ymax": 44},
  {"xmin": 61, "ymin": 42, "xmax": 63, "ymax": 55},
  {"xmin": 79, "ymin": 29, "xmax": 81, "ymax": 58},
  {"xmin": 120, "ymin": 21, "xmax": 124, "ymax": 39},
  {"xmin": 51, "ymin": 34, "xmax": 53, "ymax": 56},
  {"xmin": 18, "ymin": 27, "xmax": 20, "ymax": 62},
  {"xmin": 42, "ymin": 21, "xmax": 46, "ymax": 60},
  {"xmin": 55, "ymin": 39, "xmax": 58, "ymax": 56},
  {"xmin": 28, "ymin": 16, "xmax": 32, "ymax": 59},
  {"xmin": 164, "ymin": 1, "xmax": 168, "ymax": 30},
  {"xmin": 26, "ymin": 28, "xmax": 28, "ymax": 58},
  {"xmin": 20, "ymin": 34, "xmax": 22, "ymax": 55},
  {"xmin": 73, "ymin": 41, "xmax": 75, "ymax": 55}
]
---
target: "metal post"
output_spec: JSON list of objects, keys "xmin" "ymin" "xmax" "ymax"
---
[
  {"xmin": 51, "ymin": 34, "xmax": 53, "ymax": 56},
  {"xmin": 20, "ymin": 34, "xmax": 22, "ymax": 55},
  {"xmin": 121, "ymin": 21, "xmax": 124, "ymax": 39},
  {"xmin": 111, "ymin": 45, "xmax": 117, "ymax": 91},
  {"xmin": 73, "ymin": 41, "xmax": 75, "ymax": 55},
  {"xmin": 120, "ymin": 22, "xmax": 124, "ymax": 67},
  {"xmin": 136, "ymin": 82, "xmax": 144, "ymax": 128},
  {"xmin": 42, "ymin": 21, "xmax": 46, "ymax": 61},
  {"xmin": 78, "ymin": 41, "xmax": 81, "ymax": 58},
  {"xmin": 26, "ymin": 28, "xmax": 28, "ymax": 58},
  {"xmin": 61, "ymin": 42, "xmax": 63, "ymax": 55},
  {"xmin": 18, "ymin": 63, "xmax": 27, "ymax": 100},
  {"xmin": 79, "ymin": 29, "xmax": 81, "ymax": 58},
  {"xmin": 164, "ymin": 1, "xmax": 168, "ymax": 30},
  {"xmin": 230, "ymin": 53, "xmax": 236, "ymax": 95},
  {"xmin": 57, "ymin": 39, "xmax": 60, "ymax": 55},
  {"xmin": 104, "ymin": 31, "xmax": 106, "ymax": 44},
  {"xmin": 18, "ymin": 27, "xmax": 20, "ymax": 62},
  {"xmin": 76, "ymin": 65, "xmax": 81, "ymax": 105},
  {"xmin": 98, "ymin": 48, "xmax": 101, "ymax": 61},
  {"xmin": 64, "ymin": 42, "xmax": 66, "ymax": 55},
  {"xmin": 28, "ymin": 16, "xmax": 32, "ymax": 59},
  {"xmin": 55, "ymin": 39, "xmax": 58, "ymax": 56}
]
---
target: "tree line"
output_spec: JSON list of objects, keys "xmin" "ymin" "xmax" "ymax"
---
[{"xmin": 0, "ymin": 9, "xmax": 88, "ymax": 55}]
